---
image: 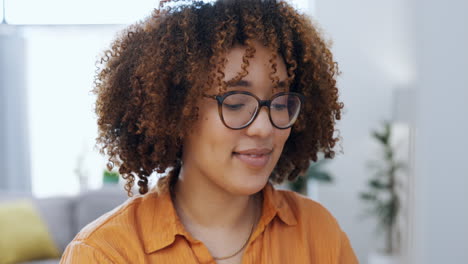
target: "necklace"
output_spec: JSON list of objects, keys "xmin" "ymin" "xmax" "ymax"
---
[{"xmin": 212, "ymin": 196, "xmax": 258, "ymax": 261}]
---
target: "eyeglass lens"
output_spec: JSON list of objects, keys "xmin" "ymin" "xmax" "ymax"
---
[{"xmin": 221, "ymin": 93, "xmax": 301, "ymax": 129}]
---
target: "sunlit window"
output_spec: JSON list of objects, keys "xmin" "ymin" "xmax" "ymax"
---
[
  {"xmin": 5, "ymin": 0, "xmax": 313, "ymax": 25},
  {"xmin": 24, "ymin": 25, "xmax": 127, "ymax": 197},
  {"xmin": 291, "ymin": 0, "xmax": 314, "ymax": 15},
  {"xmin": 5, "ymin": 0, "xmax": 157, "ymax": 24},
  {"xmin": 1, "ymin": 0, "xmax": 4, "ymax": 22}
]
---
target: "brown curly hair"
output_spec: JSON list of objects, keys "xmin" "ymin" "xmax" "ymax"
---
[{"xmin": 94, "ymin": 0, "xmax": 343, "ymax": 197}]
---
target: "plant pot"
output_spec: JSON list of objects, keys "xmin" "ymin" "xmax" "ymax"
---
[{"xmin": 368, "ymin": 252, "xmax": 401, "ymax": 264}]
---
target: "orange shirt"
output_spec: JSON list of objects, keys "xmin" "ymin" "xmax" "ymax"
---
[{"xmin": 60, "ymin": 183, "xmax": 358, "ymax": 263}]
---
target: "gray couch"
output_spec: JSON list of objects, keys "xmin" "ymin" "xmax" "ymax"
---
[{"xmin": 0, "ymin": 186, "xmax": 129, "ymax": 264}]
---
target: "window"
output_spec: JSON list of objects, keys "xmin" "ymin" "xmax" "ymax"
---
[
  {"xmin": 6, "ymin": 0, "xmax": 313, "ymax": 25},
  {"xmin": 1, "ymin": 0, "xmax": 4, "ymax": 22},
  {"xmin": 24, "ymin": 25, "xmax": 126, "ymax": 197},
  {"xmin": 292, "ymin": 0, "xmax": 315, "ymax": 15},
  {"xmin": 5, "ymin": 0, "xmax": 157, "ymax": 24}
]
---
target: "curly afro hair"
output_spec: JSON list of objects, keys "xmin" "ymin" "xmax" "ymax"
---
[{"xmin": 94, "ymin": 0, "xmax": 343, "ymax": 197}]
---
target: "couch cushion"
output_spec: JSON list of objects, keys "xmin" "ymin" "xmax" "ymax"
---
[
  {"xmin": 19, "ymin": 259, "xmax": 59, "ymax": 264},
  {"xmin": 0, "ymin": 192, "xmax": 75, "ymax": 254},
  {"xmin": 0, "ymin": 200, "xmax": 60, "ymax": 264},
  {"xmin": 74, "ymin": 187, "xmax": 128, "ymax": 234},
  {"xmin": 34, "ymin": 197, "xmax": 74, "ymax": 253}
]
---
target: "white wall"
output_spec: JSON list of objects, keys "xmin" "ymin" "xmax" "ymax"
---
[
  {"xmin": 314, "ymin": 0, "xmax": 468, "ymax": 263},
  {"xmin": 313, "ymin": 0, "xmax": 416, "ymax": 262},
  {"xmin": 410, "ymin": 0, "xmax": 468, "ymax": 263}
]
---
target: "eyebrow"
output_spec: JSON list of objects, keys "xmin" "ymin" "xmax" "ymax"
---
[{"xmin": 226, "ymin": 79, "xmax": 288, "ymax": 88}]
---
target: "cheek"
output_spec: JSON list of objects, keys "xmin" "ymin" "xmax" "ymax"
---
[
  {"xmin": 197, "ymin": 107, "xmax": 235, "ymax": 150},
  {"xmin": 276, "ymin": 128, "xmax": 291, "ymax": 147},
  {"xmin": 273, "ymin": 130, "xmax": 290, "ymax": 165},
  {"xmin": 199, "ymin": 107, "xmax": 222, "ymax": 134}
]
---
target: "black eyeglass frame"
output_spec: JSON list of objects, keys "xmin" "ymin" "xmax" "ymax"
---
[{"xmin": 203, "ymin": 91, "xmax": 305, "ymax": 130}]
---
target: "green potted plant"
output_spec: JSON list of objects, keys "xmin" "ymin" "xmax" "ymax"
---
[
  {"xmin": 103, "ymin": 169, "xmax": 120, "ymax": 185},
  {"xmin": 360, "ymin": 121, "xmax": 407, "ymax": 264},
  {"xmin": 288, "ymin": 157, "xmax": 333, "ymax": 196}
]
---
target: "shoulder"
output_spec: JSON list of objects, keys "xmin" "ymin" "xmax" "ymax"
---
[
  {"xmin": 271, "ymin": 188, "xmax": 359, "ymax": 262},
  {"xmin": 62, "ymin": 191, "xmax": 160, "ymax": 263},
  {"xmin": 277, "ymin": 188, "xmax": 339, "ymax": 224},
  {"xmin": 73, "ymin": 193, "xmax": 145, "ymax": 242},
  {"xmin": 60, "ymin": 240, "xmax": 114, "ymax": 263},
  {"xmin": 274, "ymin": 188, "xmax": 343, "ymax": 239}
]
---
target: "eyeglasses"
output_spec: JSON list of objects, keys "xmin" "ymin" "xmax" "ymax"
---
[{"xmin": 203, "ymin": 91, "xmax": 305, "ymax": 130}]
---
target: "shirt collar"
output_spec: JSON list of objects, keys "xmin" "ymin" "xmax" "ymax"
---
[
  {"xmin": 139, "ymin": 182, "xmax": 297, "ymax": 254},
  {"xmin": 139, "ymin": 187, "xmax": 187, "ymax": 254},
  {"xmin": 262, "ymin": 183, "xmax": 298, "ymax": 227}
]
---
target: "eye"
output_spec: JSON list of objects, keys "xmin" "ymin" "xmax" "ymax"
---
[
  {"xmin": 224, "ymin": 103, "xmax": 245, "ymax": 111},
  {"xmin": 271, "ymin": 103, "xmax": 287, "ymax": 111}
]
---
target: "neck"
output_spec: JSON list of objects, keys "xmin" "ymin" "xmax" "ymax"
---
[{"xmin": 172, "ymin": 166, "xmax": 260, "ymax": 230}]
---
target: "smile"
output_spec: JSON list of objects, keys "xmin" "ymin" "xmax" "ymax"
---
[{"xmin": 232, "ymin": 150, "xmax": 272, "ymax": 168}]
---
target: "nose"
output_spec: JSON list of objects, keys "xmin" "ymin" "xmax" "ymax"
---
[{"xmin": 245, "ymin": 106, "xmax": 274, "ymax": 138}]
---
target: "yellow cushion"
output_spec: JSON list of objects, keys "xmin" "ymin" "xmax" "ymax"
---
[{"xmin": 0, "ymin": 200, "xmax": 60, "ymax": 264}]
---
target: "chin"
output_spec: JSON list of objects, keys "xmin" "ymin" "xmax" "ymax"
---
[{"xmin": 226, "ymin": 171, "xmax": 271, "ymax": 196}]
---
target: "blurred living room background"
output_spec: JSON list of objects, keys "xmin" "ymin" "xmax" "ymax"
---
[{"xmin": 0, "ymin": 0, "xmax": 467, "ymax": 263}]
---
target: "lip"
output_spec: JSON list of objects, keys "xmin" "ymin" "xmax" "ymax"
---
[
  {"xmin": 233, "ymin": 148, "xmax": 272, "ymax": 168},
  {"xmin": 234, "ymin": 148, "xmax": 273, "ymax": 155}
]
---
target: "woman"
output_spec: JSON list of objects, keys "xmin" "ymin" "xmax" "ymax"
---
[{"xmin": 61, "ymin": 0, "xmax": 358, "ymax": 263}]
